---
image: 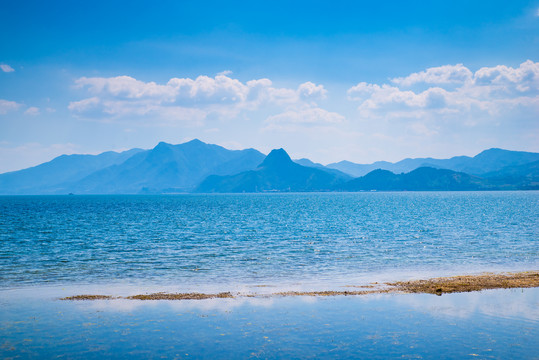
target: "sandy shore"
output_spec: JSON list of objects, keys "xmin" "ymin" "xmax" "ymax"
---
[{"xmin": 60, "ymin": 270, "xmax": 539, "ymax": 300}]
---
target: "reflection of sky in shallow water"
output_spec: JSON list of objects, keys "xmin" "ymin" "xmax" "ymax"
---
[
  {"xmin": 1, "ymin": 288, "xmax": 538, "ymax": 359},
  {"xmin": 389, "ymin": 288, "xmax": 539, "ymax": 321}
]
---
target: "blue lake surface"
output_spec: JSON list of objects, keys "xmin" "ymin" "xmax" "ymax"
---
[
  {"xmin": 0, "ymin": 192, "xmax": 537, "ymax": 289},
  {"xmin": 1, "ymin": 192, "xmax": 538, "ymax": 358}
]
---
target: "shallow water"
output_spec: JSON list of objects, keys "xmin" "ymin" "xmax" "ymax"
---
[
  {"xmin": 1, "ymin": 288, "xmax": 538, "ymax": 359},
  {"xmin": 0, "ymin": 192, "xmax": 537, "ymax": 290}
]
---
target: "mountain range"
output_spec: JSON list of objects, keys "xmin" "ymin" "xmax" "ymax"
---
[
  {"xmin": 0, "ymin": 139, "xmax": 265, "ymax": 194},
  {"xmin": 326, "ymin": 148, "xmax": 539, "ymax": 177},
  {"xmin": 0, "ymin": 139, "xmax": 537, "ymax": 194}
]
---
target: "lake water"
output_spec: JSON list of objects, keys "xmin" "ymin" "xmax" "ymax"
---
[
  {"xmin": 1, "ymin": 192, "xmax": 538, "ymax": 358},
  {"xmin": 0, "ymin": 192, "xmax": 537, "ymax": 290}
]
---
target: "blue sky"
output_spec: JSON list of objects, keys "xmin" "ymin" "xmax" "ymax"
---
[{"xmin": 1, "ymin": 0, "xmax": 538, "ymax": 172}]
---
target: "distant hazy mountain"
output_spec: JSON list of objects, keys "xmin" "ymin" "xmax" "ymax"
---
[
  {"xmin": 64, "ymin": 140, "xmax": 265, "ymax": 194},
  {"xmin": 196, "ymin": 149, "xmax": 349, "ymax": 193},
  {"xmin": 0, "ymin": 139, "xmax": 265, "ymax": 194},
  {"xmin": 340, "ymin": 167, "xmax": 486, "ymax": 191},
  {"xmin": 294, "ymin": 158, "xmax": 352, "ymax": 179},
  {"xmin": 0, "ymin": 148, "xmax": 144, "ymax": 195},
  {"xmin": 325, "ymin": 160, "xmax": 394, "ymax": 178},
  {"xmin": 327, "ymin": 148, "xmax": 539, "ymax": 177},
  {"xmin": 459, "ymin": 149, "xmax": 539, "ymax": 175},
  {"xmin": 1, "ymin": 142, "xmax": 537, "ymax": 194},
  {"xmin": 480, "ymin": 160, "xmax": 539, "ymax": 190}
]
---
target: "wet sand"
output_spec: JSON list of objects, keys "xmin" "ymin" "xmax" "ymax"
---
[{"xmin": 61, "ymin": 270, "xmax": 539, "ymax": 300}]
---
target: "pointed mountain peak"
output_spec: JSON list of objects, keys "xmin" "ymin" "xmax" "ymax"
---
[
  {"xmin": 258, "ymin": 148, "xmax": 293, "ymax": 168},
  {"xmin": 154, "ymin": 141, "xmax": 172, "ymax": 149},
  {"xmin": 184, "ymin": 138, "xmax": 205, "ymax": 145},
  {"xmin": 149, "ymin": 142, "xmax": 175, "ymax": 159},
  {"xmin": 474, "ymin": 148, "xmax": 505, "ymax": 157},
  {"xmin": 179, "ymin": 138, "xmax": 212, "ymax": 151},
  {"xmin": 154, "ymin": 139, "xmax": 206, "ymax": 150}
]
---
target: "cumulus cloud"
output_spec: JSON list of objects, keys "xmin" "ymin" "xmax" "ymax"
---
[
  {"xmin": 348, "ymin": 60, "xmax": 539, "ymax": 126},
  {"xmin": 473, "ymin": 60, "xmax": 539, "ymax": 95},
  {"xmin": 391, "ymin": 64, "xmax": 473, "ymax": 86},
  {"xmin": 348, "ymin": 83, "xmax": 451, "ymax": 111},
  {"xmin": 70, "ymin": 74, "xmax": 331, "ymax": 126},
  {"xmin": 0, "ymin": 99, "xmax": 21, "ymax": 114},
  {"xmin": 75, "ymin": 76, "xmax": 176, "ymax": 100},
  {"xmin": 167, "ymin": 75, "xmax": 250, "ymax": 104},
  {"xmin": 0, "ymin": 64, "xmax": 14, "ymax": 73},
  {"xmin": 297, "ymin": 82, "xmax": 328, "ymax": 101}
]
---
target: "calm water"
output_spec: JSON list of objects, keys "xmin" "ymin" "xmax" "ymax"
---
[
  {"xmin": 1, "ymin": 288, "xmax": 538, "ymax": 359},
  {"xmin": 1, "ymin": 192, "xmax": 538, "ymax": 359},
  {"xmin": 0, "ymin": 192, "xmax": 537, "ymax": 289}
]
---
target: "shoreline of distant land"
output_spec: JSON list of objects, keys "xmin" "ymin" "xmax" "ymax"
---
[{"xmin": 60, "ymin": 271, "xmax": 539, "ymax": 301}]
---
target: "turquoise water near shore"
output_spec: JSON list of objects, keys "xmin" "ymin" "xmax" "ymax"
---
[{"xmin": 0, "ymin": 192, "xmax": 537, "ymax": 289}]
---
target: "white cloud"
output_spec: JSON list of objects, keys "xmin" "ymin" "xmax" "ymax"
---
[
  {"xmin": 168, "ymin": 75, "xmax": 250, "ymax": 103},
  {"xmin": 391, "ymin": 64, "xmax": 473, "ymax": 86},
  {"xmin": 473, "ymin": 60, "xmax": 539, "ymax": 95},
  {"xmin": 0, "ymin": 99, "xmax": 21, "ymax": 114},
  {"xmin": 24, "ymin": 107, "xmax": 40, "ymax": 116},
  {"xmin": 70, "ymin": 74, "xmax": 330, "ymax": 126},
  {"xmin": 75, "ymin": 76, "xmax": 176, "ymax": 100},
  {"xmin": 348, "ymin": 60, "xmax": 539, "ymax": 124},
  {"xmin": 0, "ymin": 64, "xmax": 14, "ymax": 73},
  {"xmin": 297, "ymin": 81, "xmax": 327, "ymax": 101},
  {"xmin": 348, "ymin": 83, "xmax": 451, "ymax": 111}
]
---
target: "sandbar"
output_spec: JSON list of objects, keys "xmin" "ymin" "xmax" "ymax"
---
[{"xmin": 60, "ymin": 270, "xmax": 539, "ymax": 300}]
